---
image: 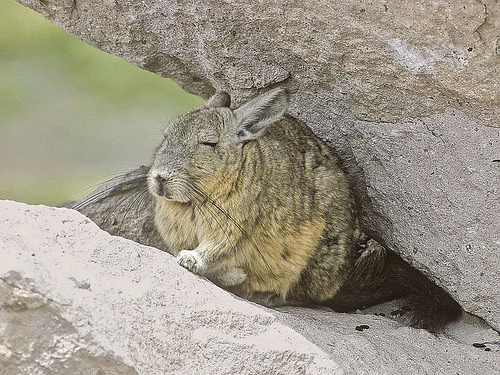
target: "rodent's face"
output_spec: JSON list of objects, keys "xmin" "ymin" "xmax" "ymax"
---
[
  {"xmin": 148, "ymin": 106, "xmax": 239, "ymax": 202},
  {"xmin": 148, "ymin": 89, "xmax": 288, "ymax": 203}
]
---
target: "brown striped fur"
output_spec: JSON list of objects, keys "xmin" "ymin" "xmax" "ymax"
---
[
  {"xmin": 148, "ymin": 89, "xmax": 461, "ymax": 331},
  {"xmin": 149, "ymin": 89, "xmax": 359, "ymax": 305}
]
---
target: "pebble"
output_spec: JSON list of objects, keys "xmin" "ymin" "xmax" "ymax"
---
[{"xmin": 355, "ymin": 324, "xmax": 370, "ymax": 331}]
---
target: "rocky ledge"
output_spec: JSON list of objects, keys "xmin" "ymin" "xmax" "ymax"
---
[{"xmin": 0, "ymin": 200, "xmax": 498, "ymax": 374}]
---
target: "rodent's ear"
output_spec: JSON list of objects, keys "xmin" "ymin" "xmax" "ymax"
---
[
  {"xmin": 234, "ymin": 88, "xmax": 288, "ymax": 143},
  {"xmin": 205, "ymin": 91, "xmax": 231, "ymax": 108}
]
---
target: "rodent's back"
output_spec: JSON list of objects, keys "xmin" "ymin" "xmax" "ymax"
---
[
  {"xmin": 152, "ymin": 105, "xmax": 359, "ymax": 302},
  {"xmin": 149, "ymin": 88, "xmax": 461, "ymax": 331},
  {"xmin": 250, "ymin": 116, "xmax": 360, "ymax": 302}
]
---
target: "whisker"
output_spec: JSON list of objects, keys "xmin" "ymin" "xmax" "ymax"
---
[
  {"xmin": 135, "ymin": 188, "xmax": 152, "ymax": 212},
  {"xmin": 119, "ymin": 188, "xmax": 150, "ymax": 231},
  {"xmin": 187, "ymin": 181, "xmax": 273, "ymax": 274},
  {"xmin": 73, "ymin": 187, "xmax": 117, "ymax": 211},
  {"xmin": 188, "ymin": 182, "xmax": 240, "ymax": 252},
  {"xmin": 102, "ymin": 189, "xmax": 141, "ymax": 225},
  {"xmin": 73, "ymin": 166, "xmax": 150, "ymax": 211},
  {"xmin": 190, "ymin": 194, "xmax": 238, "ymax": 259}
]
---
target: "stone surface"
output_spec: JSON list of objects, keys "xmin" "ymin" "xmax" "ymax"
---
[
  {"xmin": 15, "ymin": 0, "xmax": 500, "ymax": 329},
  {"xmin": 0, "ymin": 201, "xmax": 340, "ymax": 374},
  {"xmin": 1, "ymin": 200, "xmax": 499, "ymax": 374}
]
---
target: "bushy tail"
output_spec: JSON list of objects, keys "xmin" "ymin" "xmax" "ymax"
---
[{"xmin": 326, "ymin": 240, "xmax": 462, "ymax": 332}]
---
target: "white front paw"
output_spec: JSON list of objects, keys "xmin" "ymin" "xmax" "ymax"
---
[{"xmin": 177, "ymin": 250, "xmax": 206, "ymax": 275}]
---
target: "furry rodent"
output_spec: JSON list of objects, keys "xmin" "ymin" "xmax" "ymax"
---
[{"xmin": 148, "ymin": 88, "xmax": 461, "ymax": 332}]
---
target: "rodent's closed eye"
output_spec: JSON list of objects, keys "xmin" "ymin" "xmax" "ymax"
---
[{"xmin": 200, "ymin": 141, "xmax": 217, "ymax": 148}]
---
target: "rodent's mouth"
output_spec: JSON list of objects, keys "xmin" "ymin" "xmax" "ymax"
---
[
  {"xmin": 150, "ymin": 186, "xmax": 192, "ymax": 203},
  {"xmin": 157, "ymin": 195, "xmax": 191, "ymax": 203},
  {"xmin": 148, "ymin": 173, "xmax": 192, "ymax": 203}
]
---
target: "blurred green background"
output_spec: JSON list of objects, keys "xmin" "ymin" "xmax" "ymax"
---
[{"xmin": 0, "ymin": 1, "xmax": 204, "ymax": 205}]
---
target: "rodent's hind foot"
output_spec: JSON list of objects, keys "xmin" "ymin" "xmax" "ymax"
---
[
  {"xmin": 215, "ymin": 267, "xmax": 247, "ymax": 286},
  {"xmin": 177, "ymin": 250, "xmax": 206, "ymax": 275},
  {"xmin": 245, "ymin": 291, "xmax": 287, "ymax": 307}
]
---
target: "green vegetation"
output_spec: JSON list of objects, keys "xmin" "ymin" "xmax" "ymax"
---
[{"xmin": 0, "ymin": 2, "xmax": 204, "ymax": 205}]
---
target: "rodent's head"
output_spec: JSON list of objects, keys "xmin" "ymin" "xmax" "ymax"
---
[{"xmin": 149, "ymin": 88, "xmax": 288, "ymax": 202}]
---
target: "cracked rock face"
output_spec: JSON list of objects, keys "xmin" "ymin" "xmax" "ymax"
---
[
  {"xmin": 0, "ymin": 201, "xmax": 342, "ymax": 374},
  {"xmin": 1, "ymin": 200, "xmax": 499, "ymax": 374},
  {"xmin": 14, "ymin": 0, "xmax": 500, "ymax": 330},
  {"xmin": 0, "ymin": 271, "xmax": 138, "ymax": 374}
]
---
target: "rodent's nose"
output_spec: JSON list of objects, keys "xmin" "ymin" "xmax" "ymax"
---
[
  {"xmin": 153, "ymin": 174, "xmax": 173, "ymax": 198},
  {"xmin": 155, "ymin": 175, "xmax": 165, "ymax": 196}
]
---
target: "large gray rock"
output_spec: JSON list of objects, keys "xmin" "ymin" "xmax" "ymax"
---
[
  {"xmin": 0, "ymin": 201, "xmax": 339, "ymax": 374},
  {"xmin": 1, "ymin": 200, "xmax": 499, "ymax": 374},
  {"xmin": 15, "ymin": 0, "xmax": 500, "ymax": 330}
]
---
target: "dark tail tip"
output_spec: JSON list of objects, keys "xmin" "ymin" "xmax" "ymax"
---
[
  {"xmin": 327, "ymin": 241, "xmax": 462, "ymax": 332},
  {"xmin": 377, "ymin": 249, "xmax": 462, "ymax": 332},
  {"xmin": 402, "ymin": 291, "xmax": 462, "ymax": 333}
]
